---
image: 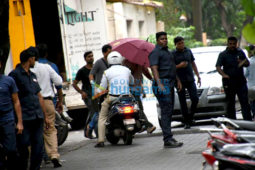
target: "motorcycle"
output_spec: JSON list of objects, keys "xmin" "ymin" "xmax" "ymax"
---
[
  {"xmin": 105, "ymin": 94, "xmax": 142, "ymax": 145},
  {"xmin": 211, "ymin": 117, "xmax": 255, "ymax": 131},
  {"xmin": 201, "ymin": 122, "xmax": 255, "ymax": 170},
  {"xmin": 55, "ymin": 103, "xmax": 72, "ymax": 146}
]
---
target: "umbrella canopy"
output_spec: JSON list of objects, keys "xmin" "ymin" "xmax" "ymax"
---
[{"xmin": 110, "ymin": 38, "xmax": 155, "ymax": 67}]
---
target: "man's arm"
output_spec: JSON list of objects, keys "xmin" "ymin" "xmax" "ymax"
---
[
  {"xmin": 216, "ymin": 66, "xmax": 229, "ymax": 79},
  {"xmin": 191, "ymin": 61, "xmax": 201, "ymax": 87},
  {"xmin": 56, "ymin": 89, "xmax": 63, "ymax": 113},
  {"xmin": 38, "ymin": 92, "xmax": 50, "ymax": 129},
  {"xmin": 176, "ymin": 61, "xmax": 188, "ymax": 69},
  {"xmin": 150, "ymin": 65, "xmax": 165, "ymax": 91},
  {"xmin": 12, "ymin": 93, "xmax": 23, "ymax": 134},
  {"xmin": 72, "ymin": 79, "xmax": 87, "ymax": 99},
  {"xmin": 142, "ymin": 67, "xmax": 153, "ymax": 80}
]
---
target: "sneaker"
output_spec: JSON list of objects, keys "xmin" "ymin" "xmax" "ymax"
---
[
  {"xmin": 147, "ymin": 126, "xmax": 156, "ymax": 134},
  {"xmin": 164, "ymin": 138, "xmax": 183, "ymax": 148},
  {"xmin": 51, "ymin": 158, "xmax": 62, "ymax": 168},
  {"xmin": 94, "ymin": 142, "xmax": 104, "ymax": 148}
]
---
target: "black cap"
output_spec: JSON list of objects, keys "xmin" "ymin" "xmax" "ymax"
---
[{"xmin": 20, "ymin": 46, "xmax": 39, "ymax": 62}]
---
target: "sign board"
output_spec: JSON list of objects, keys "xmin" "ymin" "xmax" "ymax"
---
[{"xmin": 57, "ymin": 0, "xmax": 108, "ymax": 81}]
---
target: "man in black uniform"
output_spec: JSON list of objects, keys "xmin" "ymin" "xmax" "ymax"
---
[
  {"xmin": 216, "ymin": 36, "xmax": 252, "ymax": 120},
  {"xmin": 149, "ymin": 32, "xmax": 183, "ymax": 148},
  {"xmin": 172, "ymin": 36, "xmax": 201, "ymax": 129}
]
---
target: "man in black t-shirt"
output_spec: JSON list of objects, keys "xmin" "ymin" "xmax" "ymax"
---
[
  {"xmin": 216, "ymin": 36, "xmax": 252, "ymax": 120},
  {"xmin": 172, "ymin": 36, "xmax": 201, "ymax": 129},
  {"xmin": 73, "ymin": 51, "xmax": 98, "ymax": 138}
]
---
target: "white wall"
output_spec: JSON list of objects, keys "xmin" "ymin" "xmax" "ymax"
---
[{"xmin": 106, "ymin": 2, "xmax": 157, "ymax": 41}]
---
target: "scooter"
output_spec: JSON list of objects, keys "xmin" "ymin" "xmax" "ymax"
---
[
  {"xmin": 105, "ymin": 95, "xmax": 142, "ymax": 145},
  {"xmin": 55, "ymin": 103, "xmax": 72, "ymax": 146},
  {"xmin": 201, "ymin": 123, "xmax": 255, "ymax": 170},
  {"xmin": 211, "ymin": 117, "xmax": 255, "ymax": 131}
]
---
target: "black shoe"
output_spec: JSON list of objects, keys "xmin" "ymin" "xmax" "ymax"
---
[
  {"xmin": 94, "ymin": 142, "xmax": 104, "ymax": 148},
  {"xmin": 164, "ymin": 138, "xmax": 183, "ymax": 148},
  {"xmin": 51, "ymin": 158, "xmax": 62, "ymax": 168},
  {"xmin": 184, "ymin": 124, "xmax": 191, "ymax": 129},
  {"xmin": 85, "ymin": 125, "xmax": 94, "ymax": 139}
]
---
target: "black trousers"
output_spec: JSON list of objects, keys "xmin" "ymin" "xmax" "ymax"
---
[
  {"xmin": 177, "ymin": 81, "xmax": 199, "ymax": 124},
  {"xmin": 223, "ymin": 78, "xmax": 252, "ymax": 120}
]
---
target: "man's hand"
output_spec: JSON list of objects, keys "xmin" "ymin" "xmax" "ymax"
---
[
  {"xmin": 44, "ymin": 116, "xmax": 50, "ymax": 129},
  {"xmin": 81, "ymin": 91, "xmax": 88, "ymax": 99},
  {"xmin": 222, "ymin": 74, "xmax": 230, "ymax": 79},
  {"xmin": 16, "ymin": 122, "xmax": 23, "ymax": 134},
  {"xmin": 56, "ymin": 101, "xmax": 63, "ymax": 113},
  {"xmin": 177, "ymin": 79, "xmax": 182, "ymax": 92},
  {"xmin": 197, "ymin": 77, "xmax": 201, "ymax": 87},
  {"xmin": 179, "ymin": 61, "xmax": 188, "ymax": 68},
  {"xmin": 158, "ymin": 83, "xmax": 166, "ymax": 92}
]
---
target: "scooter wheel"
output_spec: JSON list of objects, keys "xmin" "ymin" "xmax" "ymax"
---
[{"xmin": 123, "ymin": 132, "xmax": 133, "ymax": 145}]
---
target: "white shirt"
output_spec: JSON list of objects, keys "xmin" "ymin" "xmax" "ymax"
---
[
  {"xmin": 100, "ymin": 65, "xmax": 134, "ymax": 95},
  {"xmin": 31, "ymin": 62, "xmax": 62, "ymax": 97},
  {"xmin": 245, "ymin": 56, "xmax": 255, "ymax": 88}
]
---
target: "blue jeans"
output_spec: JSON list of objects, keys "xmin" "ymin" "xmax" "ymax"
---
[
  {"xmin": 153, "ymin": 79, "xmax": 175, "ymax": 142},
  {"xmin": 16, "ymin": 119, "xmax": 44, "ymax": 170},
  {"xmin": 0, "ymin": 120, "xmax": 17, "ymax": 170},
  {"xmin": 89, "ymin": 112, "xmax": 99, "ymax": 129},
  {"xmin": 177, "ymin": 81, "xmax": 199, "ymax": 124}
]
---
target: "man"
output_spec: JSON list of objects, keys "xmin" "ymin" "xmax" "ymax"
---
[
  {"xmin": 89, "ymin": 44, "xmax": 112, "ymax": 108},
  {"xmin": 172, "ymin": 36, "xmax": 201, "ymax": 129},
  {"xmin": 0, "ymin": 58, "xmax": 23, "ymax": 170},
  {"xmin": 216, "ymin": 36, "xmax": 252, "ymax": 120},
  {"xmin": 31, "ymin": 49, "xmax": 63, "ymax": 168},
  {"xmin": 9, "ymin": 47, "xmax": 50, "ymax": 170},
  {"xmin": 122, "ymin": 59, "xmax": 156, "ymax": 133},
  {"xmin": 37, "ymin": 44, "xmax": 63, "ymax": 113},
  {"xmin": 245, "ymin": 45, "xmax": 255, "ymax": 118},
  {"xmin": 73, "ymin": 51, "xmax": 98, "ymax": 139},
  {"xmin": 149, "ymin": 32, "xmax": 183, "ymax": 148},
  {"xmin": 94, "ymin": 51, "xmax": 134, "ymax": 147}
]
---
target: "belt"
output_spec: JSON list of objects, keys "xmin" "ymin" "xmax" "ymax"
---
[
  {"xmin": 43, "ymin": 96, "xmax": 53, "ymax": 100},
  {"xmin": 109, "ymin": 94, "xmax": 130, "ymax": 97}
]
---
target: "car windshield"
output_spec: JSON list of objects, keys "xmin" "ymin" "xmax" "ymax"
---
[{"xmin": 193, "ymin": 51, "xmax": 220, "ymax": 74}]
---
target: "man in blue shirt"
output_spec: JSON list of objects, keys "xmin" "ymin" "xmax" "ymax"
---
[
  {"xmin": 0, "ymin": 58, "xmax": 23, "ymax": 170},
  {"xmin": 149, "ymin": 32, "xmax": 183, "ymax": 148},
  {"xmin": 9, "ymin": 47, "xmax": 50, "ymax": 170}
]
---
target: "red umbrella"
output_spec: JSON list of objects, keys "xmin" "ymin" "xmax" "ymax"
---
[{"xmin": 110, "ymin": 38, "xmax": 155, "ymax": 67}]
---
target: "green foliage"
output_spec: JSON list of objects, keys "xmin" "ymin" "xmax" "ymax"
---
[
  {"xmin": 241, "ymin": 0, "xmax": 255, "ymax": 16},
  {"xmin": 208, "ymin": 38, "xmax": 227, "ymax": 46},
  {"xmin": 147, "ymin": 26, "xmax": 203, "ymax": 50},
  {"xmin": 242, "ymin": 21, "xmax": 255, "ymax": 44},
  {"xmin": 241, "ymin": 0, "xmax": 255, "ymax": 44}
]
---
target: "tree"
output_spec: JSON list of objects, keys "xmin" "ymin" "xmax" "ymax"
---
[
  {"xmin": 191, "ymin": 0, "xmax": 202, "ymax": 41},
  {"xmin": 0, "ymin": 0, "xmax": 10, "ymax": 74},
  {"xmin": 241, "ymin": 0, "xmax": 255, "ymax": 44}
]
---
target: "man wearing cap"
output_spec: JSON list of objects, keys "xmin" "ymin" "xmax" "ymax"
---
[
  {"xmin": 9, "ymin": 47, "xmax": 50, "ymax": 170},
  {"xmin": 0, "ymin": 58, "xmax": 23, "ymax": 170}
]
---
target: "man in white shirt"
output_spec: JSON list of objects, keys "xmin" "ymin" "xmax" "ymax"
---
[
  {"xmin": 31, "ymin": 53, "xmax": 63, "ymax": 168},
  {"xmin": 95, "ymin": 51, "xmax": 134, "ymax": 147}
]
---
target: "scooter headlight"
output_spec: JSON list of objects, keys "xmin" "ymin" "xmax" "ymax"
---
[{"xmin": 212, "ymin": 160, "xmax": 219, "ymax": 170}]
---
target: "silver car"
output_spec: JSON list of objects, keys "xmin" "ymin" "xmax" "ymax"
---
[{"xmin": 157, "ymin": 46, "xmax": 227, "ymax": 122}]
